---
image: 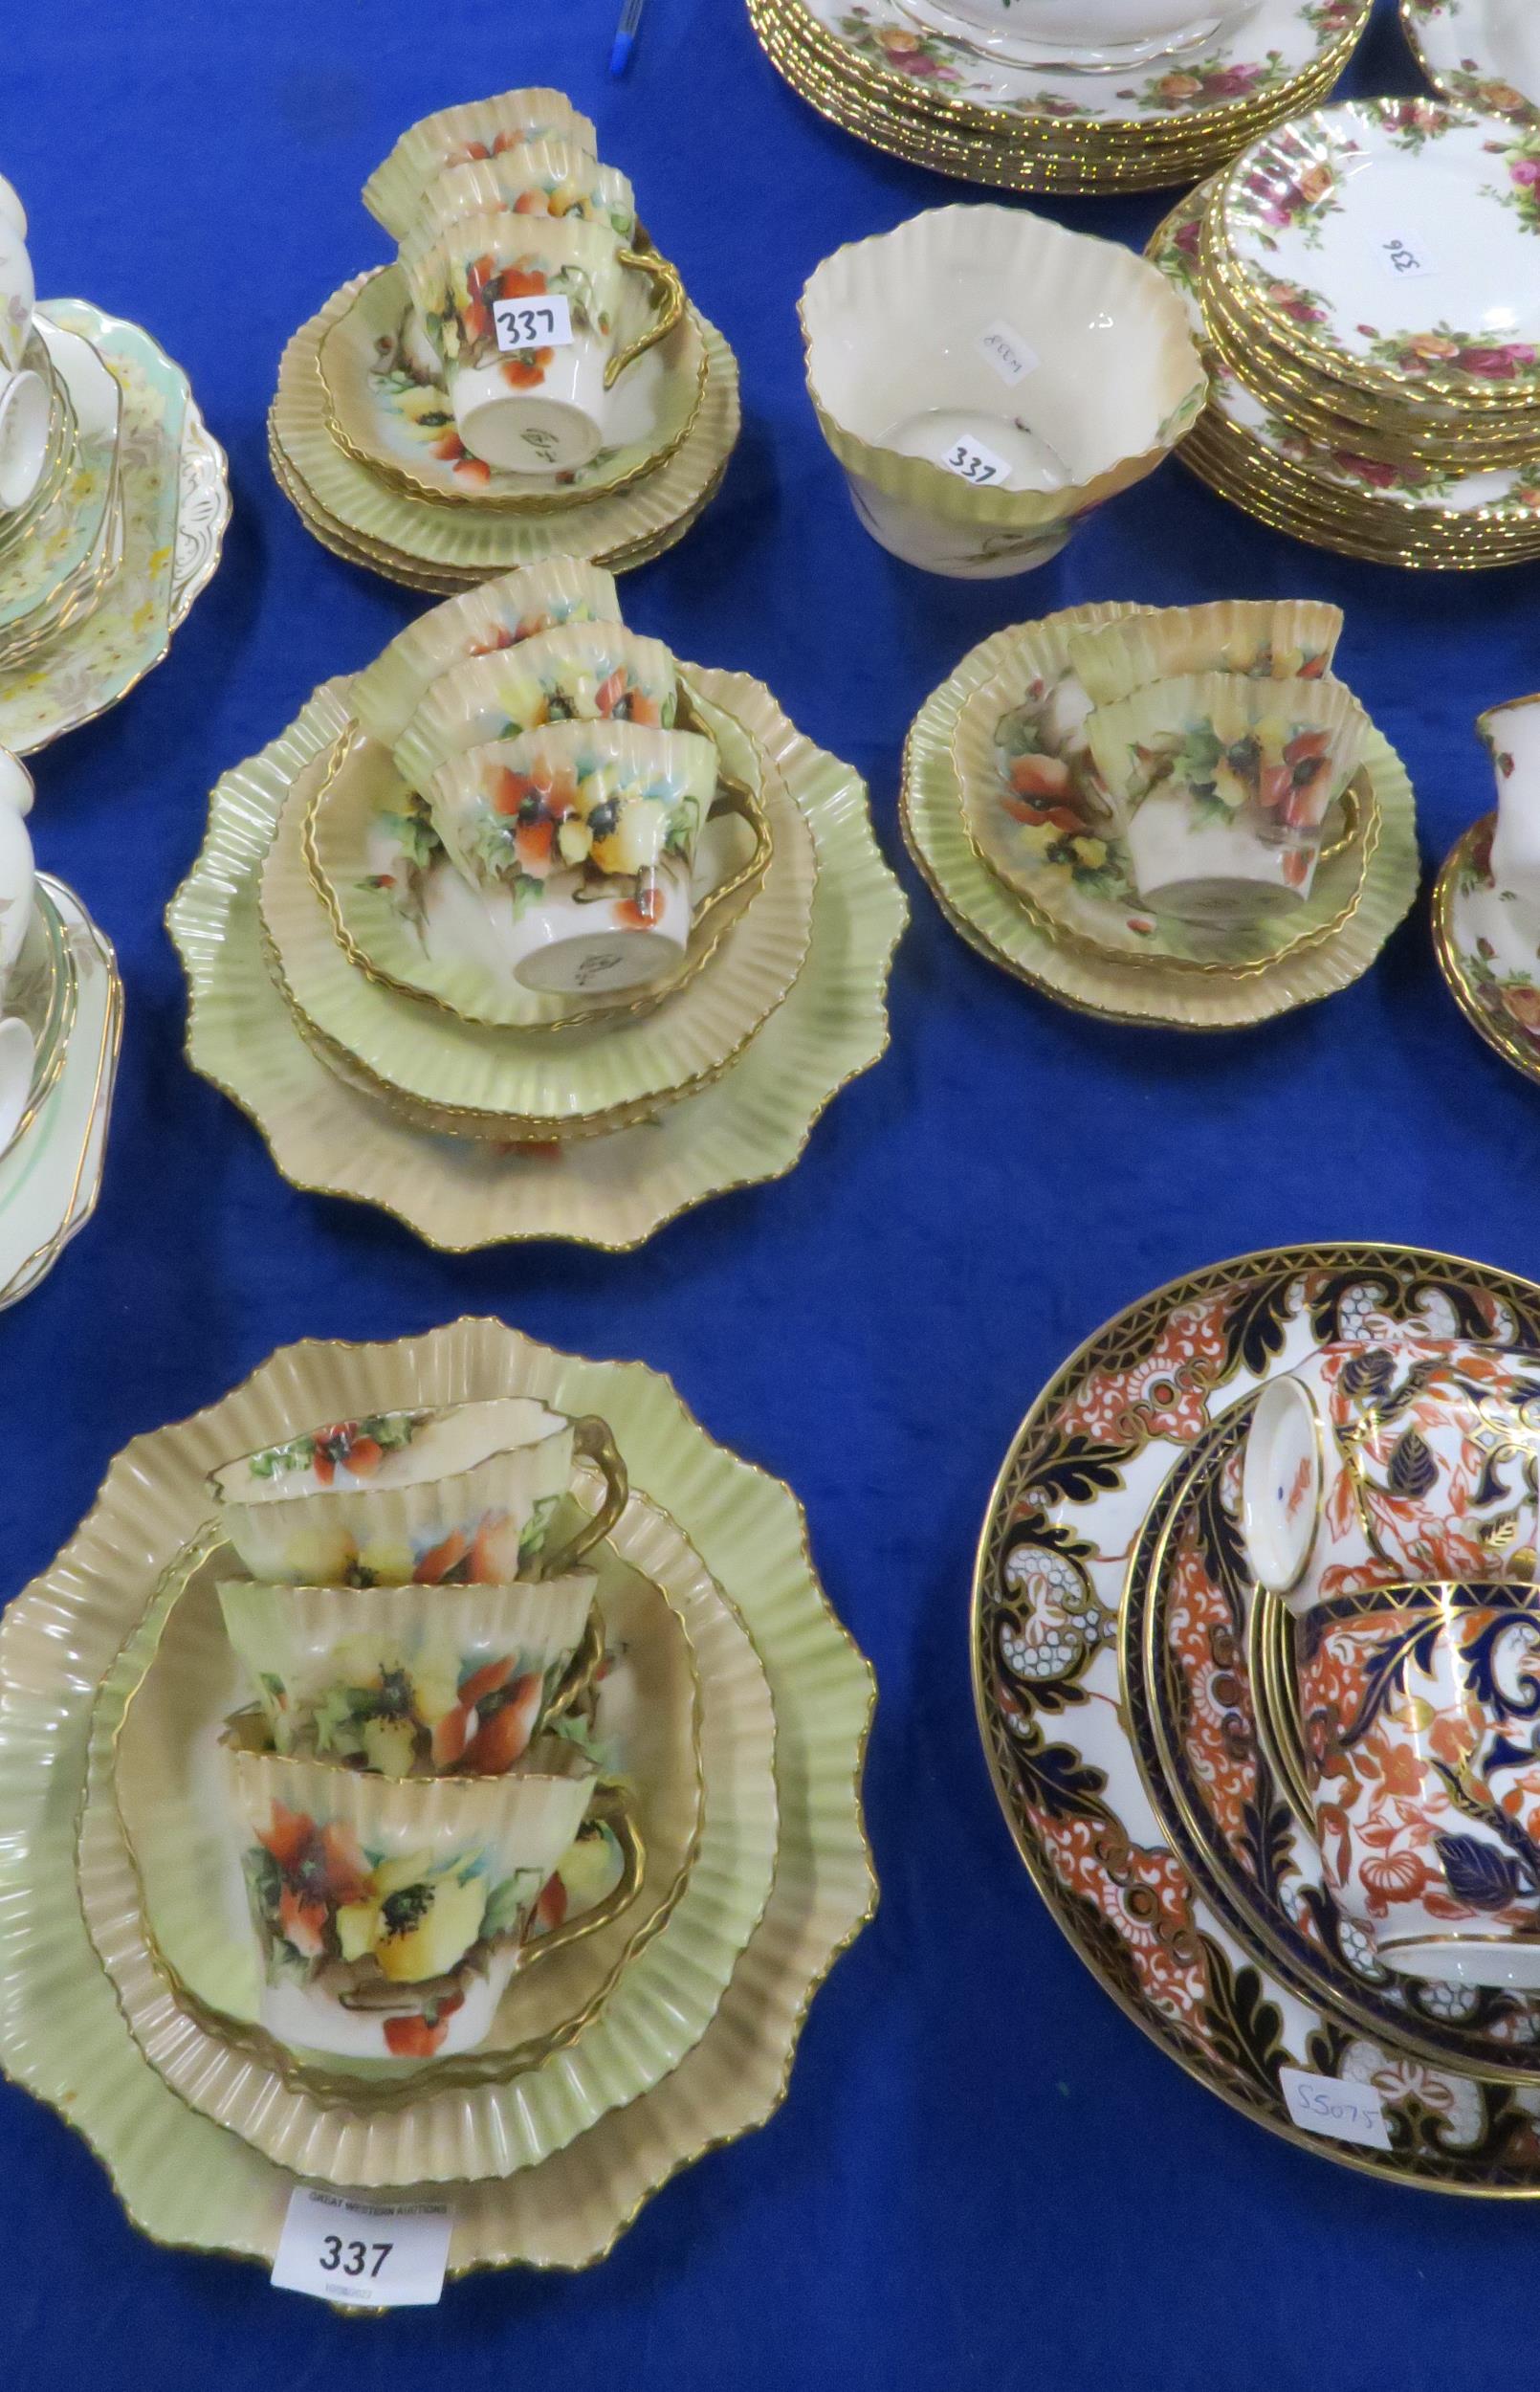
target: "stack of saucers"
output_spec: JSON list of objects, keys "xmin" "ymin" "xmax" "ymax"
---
[
  {"xmin": 0, "ymin": 745, "xmax": 121, "ymax": 1307},
  {"xmin": 901, "ymin": 597, "xmax": 1420, "ymax": 1029},
  {"xmin": 271, "ymin": 89, "xmax": 740, "ymax": 592},
  {"xmin": 749, "ymin": 0, "xmax": 1373, "ymax": 194},
  {"xmin": 35, "ymin": 1318, "xmax": 874, "ymax": 2275},
  {"xmin": 168, "ymin": 558, "xmax": 906, "ymax": 1251},
  {"xmin": 1148, "ymin": 97, "xmax": 1540, "ymax": 568}
]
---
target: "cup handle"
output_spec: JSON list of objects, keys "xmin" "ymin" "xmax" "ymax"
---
[
  {"xmin": 515, "ymin": 1785, "xmax": 645, "ymax": 1969},
  {"xmin": 541, "ymin": 1416, "xmax": 628, "ymax": 1575},
  {"xmin": 605, "ymin": 248, "xmax": 684, "ymax": 390},
  {"xmin": 690, "ymin": 772, "xmax": 774, "ymax": 945},
  {"xmin": 544, "ymin": 1602, "xmax": 605, "ymax": 1725},
  {"xmin": 1315, "ymin": 770, "xmax": 1364, "ymax": 869}
]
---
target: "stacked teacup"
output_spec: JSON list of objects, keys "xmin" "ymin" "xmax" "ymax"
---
[
  {"xmin": 1241, "ymin": 1336, "xmax": 1540, "ymax": 1993},
  {"xmin": 209, "ymin": 1395, "xmax": 638, "ymax": 2061},
  {"xmin": 369, "ymin": 90, "xmax": 680, "ymax": 480}
]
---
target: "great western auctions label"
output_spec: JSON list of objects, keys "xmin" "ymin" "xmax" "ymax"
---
[
  {"xmin": 1279, "ymin": 2069, "xmax": 1391, "ymax": 2151},
  {"xmin": 978, "ymin": 319, "xmax": 1039, "ymax": 385},
  {"xmin": 493, "ymin": 292, "xmax": 574, "ymax": 352},
  {"xmin": 272, "ymin": 2188, "xmax": 454, "ymax": 2307}
]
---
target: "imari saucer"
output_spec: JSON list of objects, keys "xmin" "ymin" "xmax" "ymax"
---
[
  {"xmin": 169, "ymin": 674, "xmax": 904, "ymax": 1251},
  {"xmin": 974, "ymin": 1241, "xmax": 1540, "ymax": 2191},
  {"xmin": 0, "ymin": 1318, "xmax": 876, "ymax": 2275},
  {"xmin": 901, "ymin": 606, "xmax": 1419, "ymax": 1029},
  {"xmin": 1431, "ymin": 815, "xmax": 1540, "ymax": 1089},
  {"xmin": 0, "ymin": 876, "xmax": 121, "ymax": 1311},
  {"xmin": 1402, "ymin": 0, "xmax": 1540, "ymax": 128},
  {"xmin": 0, "ymin": 300, "xmax": 229, "ymax": 755}
]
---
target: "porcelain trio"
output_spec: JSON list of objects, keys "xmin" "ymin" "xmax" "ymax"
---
[{"xmin": 272, "ymin": 91, "xmax": 740, "ymax": 591}]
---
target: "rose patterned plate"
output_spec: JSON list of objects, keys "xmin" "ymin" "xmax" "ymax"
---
[
  {"xmin": 761, "ymin": 0, "xmax": 1370, "ymax": 128},
  {"xmin": 1403, "ymin": 0, "xmax": 1540, "ymax": 126},
  {"xmin": 1217, "ymin": 99, "xmax": 1540, "ymax": 405},
  {"xmin": 1146, "ymin": 184, "xmax": 1540, "ymax": 561},
  {"xmin": 1431, "ymin": 815, "xmax": 1540, "ymax": 1089},
  {"xmin": 974, "ymin": 1241, "xmax": 1540, "ymax": 2190},
  {"xmin": 0, "ymin": 1318, "xmax": 875, "ymax": 2274},
  {"xmin": 318, "ymin": 264, "xmax": 708, "ymax": 513}
]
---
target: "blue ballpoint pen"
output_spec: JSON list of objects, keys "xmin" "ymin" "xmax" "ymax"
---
[{"xmin": 610, "ymin": 0, "xmax": 646, "ymax": 76}]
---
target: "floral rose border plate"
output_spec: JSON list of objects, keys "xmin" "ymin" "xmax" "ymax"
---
[{"xmin": 973, "ymin": 1241, "xmax": 1540, "ymax": 2192}]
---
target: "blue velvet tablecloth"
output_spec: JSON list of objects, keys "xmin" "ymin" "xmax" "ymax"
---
[{"xmin": 4, "ymin": 1, "xmax": 1540, "ymax": 2382}]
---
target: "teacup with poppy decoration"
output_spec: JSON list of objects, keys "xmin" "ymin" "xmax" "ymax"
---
[
  {"xmin": 1242, "ymin": 1336, "xmax": 1540, "ymax": 1615},
  {"xmin": 1294, "ymin": 1580, "xmax": 1540, "ymax": 1987},
  {"xmin": 1084, "ymin": 670, "xmax": 1369, "ymax": 923},
  {"xmin": 391, "ymin": 619, "xmax": 679, "ymax": 796},
  {"xmin": 216, "ymin": 1572, "xmax": 599, "ymax": 1776},
  {"xmin": 209, "ymin": 1398, "xmax": 628, "ymax": 1588},
  {"xmin": 221, "ymin": 1724, "xmax": 629, "ymax": 2058},
  {"xmin": 399, "ymin": 209, "xmax": 681, "ymax": 475},
  {"xmin": 423, "ymin": 720, "xmax": 723, "ymax": 994}
]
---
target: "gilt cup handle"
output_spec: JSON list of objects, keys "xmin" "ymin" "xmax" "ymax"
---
[
  {"xmin": 605, "ymin": 248, "xmax": 684, "ymax": 390},
  {"xmin": 541, "ymin": 1415, "xmax": 628, "ymax": 1575}
]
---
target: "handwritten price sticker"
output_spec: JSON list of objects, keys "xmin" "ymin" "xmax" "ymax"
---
[
  {"xmin": 271, "ymin": 2188, "xmax": 454, "ymax": 2307},
  {"xmin": 493, "ymin": 293, "xmax": 574, "ymax": 353},
  {"xmin": 1279, "ymin": 2068, "xmax": 1392, "ymax": 2152},
  {"xmin": 978, "ymin": 319, "xmax": 1040, "ymax": 387},
  {"xmin": 937, "ymin": 432, "xmax": 1013, "ymax": 488}
]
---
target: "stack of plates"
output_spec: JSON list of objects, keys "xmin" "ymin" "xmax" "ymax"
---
[
  {"xmin": 168, "ymin": 576, "xmax": 906, "ymax": 1252},
  {"xmin": 900, "ymin": 601, "xmax": 1419, "ymax": 1030},
  {"xmin": 1148, "ymin": 97, "xmax": 1540, "ymax": 568},
  {"xmin": 271, "ymin": 270, "xmax": 739, "ymax": 594},
  {"xmin": 1401, "ymin": 0, "xmax": 1540, "ymax": 122},
  {"xmin": 748, "ymin": 0, "xmax": 1373, "ymax": 194},
  {"xmin": 0, "ymin": 1318, "xmax": 876, "ymax": 2280},
  {"xmin": 0, "ymin": 875, "xmax": 121, "ymax": 1307},
  {"xmin": 0, "ymin": 303, "xmax": 228, "ymax": 749},
  {"xmin": 973, "ymin": 1241, "xmax": 1540, "ymax": 2197}
]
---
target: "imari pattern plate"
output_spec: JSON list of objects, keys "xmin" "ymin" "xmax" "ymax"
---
[{"xmin": 973, "ymin": 1242, "xmax": 1540, "ymax": 2191}]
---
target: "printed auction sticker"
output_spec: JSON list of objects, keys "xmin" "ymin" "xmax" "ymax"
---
[
  {"xmin": 493, "ymin": 292, "xmax": 574, "ymax": 352},
  {"xmin": 1279, "ymin": 2068, "xmax": 1392, "ymax": 2152},
  {"xmin": 272, "ymin": 2188, "xmax": 455, "ymax": 2307},
  {"xmin": 936, "ymin": 432, "xmax": 1013, "ymax": 487},
  {"xmin": 978, "ymin": 319, "xmax": 1039, "ymax": 386}
]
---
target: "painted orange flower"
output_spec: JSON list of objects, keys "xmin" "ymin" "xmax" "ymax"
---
[
  {"xmin": 257, "ymin": 1803, "xmax": 370, "ymax": 1958},
  {"xmin": 615, "ymin": 883, "xmax": 665, "ymax": 930}
]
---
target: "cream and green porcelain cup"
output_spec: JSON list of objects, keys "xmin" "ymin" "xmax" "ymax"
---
[
  {"xmin": 208, "ymin": 1397, "xmax": 627, "ymax": 1586},
  {"xmin": 363, "ymin": 88, "xmax": 599, "ymax": 239},
  {"xmin": 425, "ymin": 720, "xmax": 723, "ymax": 994},
  {"xmin": 392, "ymin": 620, "xmax": 679, "ymax": 794},
  {"xmin": 221, "ymin": 1723, "xmax": 639, "ymax": 2059},
  {"xmin": 349, "ymin": 557, "xmax": 623, "ymax": 748},
  {"xmin": 413, "ymin": 144, "xmax": 636, "ymax": 246},
  {"xmin": 216, "ymin": 1572, "xmax": 601, "ymax": 1774},
  {"xmin": 400, "ymin": 210, "xmax": 683, "ymax": 475}
]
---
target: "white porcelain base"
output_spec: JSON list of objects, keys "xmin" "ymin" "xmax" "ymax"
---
[
  {"xmin": 452, "ymin": 349, "xmax": 606, "ymax": 476},
  {"xmin": 847, "ymin": 475, "xmax": 1072, "ymax": 579}
]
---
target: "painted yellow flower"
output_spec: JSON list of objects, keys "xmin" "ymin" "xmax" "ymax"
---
[
  {"xmin": 1070, "ymin": 836, "xmax": 1107, "ymax": 870},
  {"xmin": 337, "ymin": 1853, "xmax": 488, "ymax": 1982}
]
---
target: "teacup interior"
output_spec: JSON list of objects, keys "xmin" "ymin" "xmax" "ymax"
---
[{"xmin": 1241, "ymin": 1378, "xmax": 1320, "ymax": 1602}]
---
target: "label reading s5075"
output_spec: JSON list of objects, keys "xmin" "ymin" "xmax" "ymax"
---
[
  {"xmin": 493, "ymin": 293, "xmax": 574, "ymax": 353},
  {"xmin": 1279, "ymin": 2068, "xmax": 1391, "ymax": 2151}
]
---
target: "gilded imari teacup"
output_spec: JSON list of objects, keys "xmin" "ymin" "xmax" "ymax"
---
[
  {"xmin": 1296, "ymin": 1581, "xmax": 1540, "ymax": 1988},
  {"xmin": 1242, "ymin": 1338, "xmax": 1540, "ymax": 1613},
  {"xmin": 209, "ymin": 1397, "xmax": 627, "ymax": 1588}
]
